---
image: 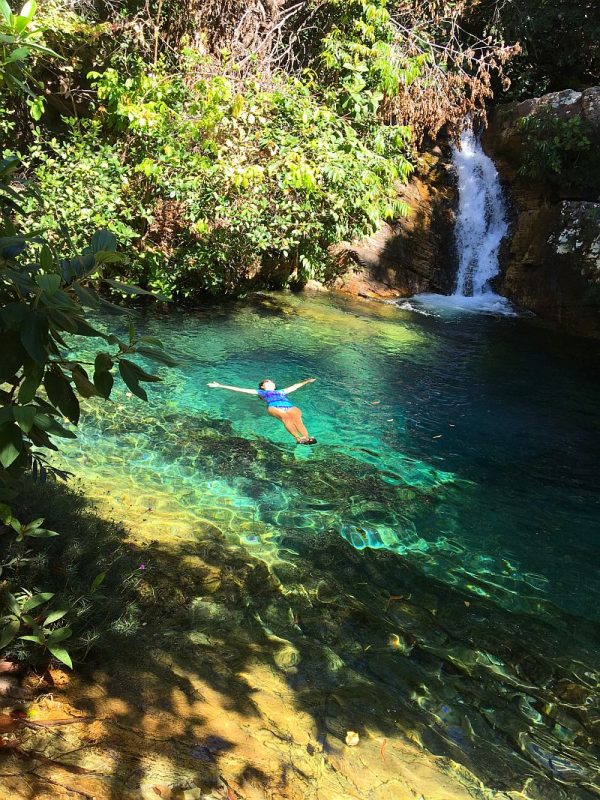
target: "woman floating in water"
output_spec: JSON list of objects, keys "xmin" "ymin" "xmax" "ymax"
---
[{"xmin": 208, "ymin": 378, "xmax": 317, "ymax": 445}]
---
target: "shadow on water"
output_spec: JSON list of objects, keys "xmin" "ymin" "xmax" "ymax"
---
[{"xmin": 4, "ymin": 416, "xmax": 600, "ymax": 800}]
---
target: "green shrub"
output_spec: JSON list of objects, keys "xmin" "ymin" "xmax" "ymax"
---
[
  {"xmin": 24, "ymin": 59, "xmax": 413, "ymax": 299},
  {"xmin": 518, "ymin": 111, "xmax": 596, "ymax": 189}
]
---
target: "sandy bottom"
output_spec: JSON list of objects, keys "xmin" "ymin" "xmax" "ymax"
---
[{"xmin": 0, "ymin": 476, "xmax": 517, "ymax": 800}]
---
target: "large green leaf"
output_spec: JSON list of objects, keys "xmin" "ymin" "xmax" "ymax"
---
[
  {"xmin": 44, "ymin": 609, "xmax": 67, "ymax": 625},
  {"xmin": 118, "ymin": 359, "xmax": 147, "ymax": 401},
  {"xmin": 20, "ymin": 310, "xmax": 49, "ymax": 364},
  {"xmin": 90, "ymin": 229, "xmax": 117, "ymax": 253},
  {"xmin": 93, "ymin": 369, "xmax": 113, "ymax": 399},
  {"xmin": 37, "ymin": 414, "xmax": 76, "ymax": 439},
  {"xmin": 39, "ymin": 244, "xmax": 55, "ymax": 271},
  {"xmin": 0, "ymin": 332, "xmax": 26, "ymax": 382},
  {"xmin": 35, "ymin": 273, "xmax": 61, "ymax": 295},
  {"xmin": 72, "ymin": 284, "xmax": 100, "ymax": 309},
  {"xmin": 47, "ymin": 626, "xmax": 72, "ymax": 644},
  {"xmin": 21, "ymin": 591, "xmax": 53, "ymax": 612},
  {"xmin": 19, "ymin": 1, "xmax": 37, "ymax": 23},
  {"xmin": 94, "ymin": 352, "xmax": 112, "ymax": 373},
  {"xmin": 18, "ymin": 363, "xmax": 43, "ymax": 404},
  {"xmin": 48, "ymin": 646, "xmax": 72, "ymax": 669},
  {"xmin": 71, "ymin": 365, "xmax": 99, "ymax": 398},
  {"xmin": 43, "ymin": 368, "xmax": 80, "ymax": 424},
  {"xmin": 13, "ymin": 404, "xmax": 36, "ymax": 433},
  {"xmin": 0, "ymin": 423, "xmax": 23, "ymax": 469},
  {"xmin": 103, "ymin": 279, "xmax": 169, "ymax": 302},
  {"xmin": 136, "ymin": 345, "xmax": 178, "ymax": 367},
  {"xmin": 94, "ymin": 251, "xmax": 128, "ymax": 266},
  {"xmin": 0, "ymin": 0, "xmax": 12, "ymax": 24},
  {"xmin": 0, "ymin": 618, "xmax": 20, "ymax": 649},
  {"xmin": 93, "ymin": 352, "xmax": 114, "ymax": 399}
]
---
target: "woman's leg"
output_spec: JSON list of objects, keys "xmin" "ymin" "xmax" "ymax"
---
[
  {"xmin": 290, "ymin": 407, "xmax": 310, "ymax": 439},
  {"xmin": 268, "ymin": 407, "xmax": 302, "ymax": 441}
]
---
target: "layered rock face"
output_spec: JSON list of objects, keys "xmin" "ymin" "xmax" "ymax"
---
[
  {"xmin": 333, "ymin": 150, "xmax": 457, "ymax": 299},
  {"xmin": 484, "ymin": 88, "xmax": 600, "ymax": 338}
]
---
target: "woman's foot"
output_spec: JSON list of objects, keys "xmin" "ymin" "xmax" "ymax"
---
[{"xmin": 298, "ymin": 437, "xmax": 317, "ymax": 445}]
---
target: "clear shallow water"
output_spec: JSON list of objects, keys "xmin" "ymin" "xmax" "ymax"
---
[{"xmin": 61, "ymin": 291, "xmax": 600, "ymax": 796}]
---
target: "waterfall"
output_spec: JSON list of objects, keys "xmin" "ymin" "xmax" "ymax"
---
[
  {"xmin": 451, "ymin": 128, "xmax": 508, "ymax": 298},
  {"xmin": 404, "ymin": 126, "xmax": 515, "ymax": 316}
]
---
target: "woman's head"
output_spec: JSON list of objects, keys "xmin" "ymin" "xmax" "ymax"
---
[{"xmin": 259, "ymin": 379, "xmax": 276, "ymax": 391}]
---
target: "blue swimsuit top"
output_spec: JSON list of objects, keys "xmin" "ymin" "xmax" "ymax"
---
[{"xmin": 257, "ymin": 389, "xmax": 293, "ymax": 409}]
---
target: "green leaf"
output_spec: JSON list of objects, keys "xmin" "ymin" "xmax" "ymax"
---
[
  {"xmin": 19, "ymin": 634, "xmax": 45, "ymax": 644},
  {"xmin": 3, "ymin": 590, "xmax": 19, "ymax": 615},
  {"xmin": 136, "ymin": 346, "xmax": 178, "ymax": 367},
  {"xmin": 35, "ymin": 273, "xmax": 61, "ymax": 294},
  {"xmin": 39, "ymin": 244, "xmax": 55, "ymax": 270},
  {"xmin": 71, "ymin": 316, "xmax": 109, "ymax": 339},
  {"xmin": 118, "ymin": 359, "xmax": 147, "ymax": 401},
  {"xmin": 44, "ymin": 609, "xmax": 67, "ymax": 625},
  {"xmin": 120, "ymin": 359, "xmax": 161, "ymax": 383},
  {"xmin": 29, "ymin": 95, "xmax": 44, "ymax": 121},
  {"xmin": 47, "ymin": 626, "xmax": 72, "ymax": 644},
  {"xmin": 18, "ymin": 363, "xmax": 43, "ymax": 404},
  {"xmin": 20, "ymin": 1, "xmax": 37, "ymax": 23},
  {"xmin": 0, "ymin": 423, "xmax": 23, "ymax": 469},
  {"xmin": 93, "ymin": 353, "xmax": 113, "ymax": 399},
  {"xmin": 44, "ymin": 368, "xmax": 80, "ymax": 424},
  {"xmin": 90, "ymin": 229, "xmax": 117, "ymax": 253},
  {"xmin": 103, "ymin": 279, "xmax": 169, "ymax": 302},
  {"xmin": 13, "ymin": 404, "xmax": 36, "ymax": 433},
  {"xmin": 24, "ymin": 527, "xmax": 59, "ymax": 538},
  {"xmin": 0, "ymin": 618, "xmax": 20, "ymax": 649},
  {"xmin": 71, "ymin": 365, "xmax": 100, "ymax": 398},
  {"xmin": 90, "ymin": 571, "xmax": 106, "ymax": 592},
  {"xmin": 21, "ymin": 592, "xmax": 54, "ymax": 612},
  {"xmin": 94, "ymin": 251, "xmax": 128, "ymax": 266},
  {"xmin": 20, "ymin": 310, "xmax": 49, "ymax": 364},
  {"xmin": 0, "ymin": 502, "xmax": 12, "ymax": 523},
  {"xmin": 94, "ymin": 352, "xmax": 112, "ymax": 373},
  {"xmin": 72, "ymin": 283, "xmax": 100, "ymax": 309},
  {"xmin": 0, "ymin": 0, "xmax": 11, "ymax": 23},
  {"xmin": 41, "ymin": 416, "xmax": 76, "ymax": 439},
  {"xmin": 140, "ymin": 336, "xmax": 164, "ymax": 348},
  {"xmin": 48, "ymin": 646, "xmax": 73, "ymax": 669}
]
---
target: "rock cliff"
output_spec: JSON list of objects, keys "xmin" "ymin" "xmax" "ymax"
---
[
  {"xmin": 484, "ymin": 88, "xmax": 600, "ymax": 338},
  {"xmin": 332, "ymin": 149, "xmax": 457, "ymax": 299}
]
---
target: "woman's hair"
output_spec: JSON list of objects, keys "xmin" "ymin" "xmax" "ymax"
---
[{"xmin": 258, "ymin": 379, "xmax": 274, "ymax": 390}]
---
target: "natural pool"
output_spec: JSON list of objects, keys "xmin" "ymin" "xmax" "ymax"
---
[{"xmin": 60, "ymin": 290, "xmax": 600, "ymax": 798}]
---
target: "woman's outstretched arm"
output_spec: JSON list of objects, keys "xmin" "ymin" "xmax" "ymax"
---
[
  {"xmin": 283, "ymin": 378, "xmax": 316, "ymax": 394},
  {"xmin": 207, "ymin": 381, "xmax": 258, "ymax": 395}
]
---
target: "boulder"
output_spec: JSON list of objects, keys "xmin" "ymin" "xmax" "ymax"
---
[{"xmin": 332, "ymin": 149, "xmax": 457, "ymax": 299}]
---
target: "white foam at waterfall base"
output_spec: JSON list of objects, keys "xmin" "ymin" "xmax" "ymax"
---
[{"xmin": 407, "ymin": 127, "xmax": 517, "ymax": 317}]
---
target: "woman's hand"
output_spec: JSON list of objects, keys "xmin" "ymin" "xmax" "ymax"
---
[
  {"xmin": 207, "ymin": 381, "xmax": 221, "ymax": 388},
  {"xmin": 304, "ymin": 378, "xmax": 317, "ymax": 384}
]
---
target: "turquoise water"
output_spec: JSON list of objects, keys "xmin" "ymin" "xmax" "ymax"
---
[{"xmin": 62, "ymin": 291, "xmax": 600, "ymax": 796}]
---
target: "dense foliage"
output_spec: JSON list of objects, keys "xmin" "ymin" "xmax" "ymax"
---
[
  {"xmin": 25, "ymin": 63, "xmax": 412, "ymax": 298},
  {"xmin": 518, "ymin": 111, "xmax": 596, "ymax": 189},
  {"xmin": 0, "ymin": 4, "xmax": 173, "ymax": 668},
  {"xmin": 466, "ymin": 0, "xmax": 600, "ymax": 99},
  {"xmin": 2, "ymin": 0, "xmax": 523, "ymax": 299}
]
